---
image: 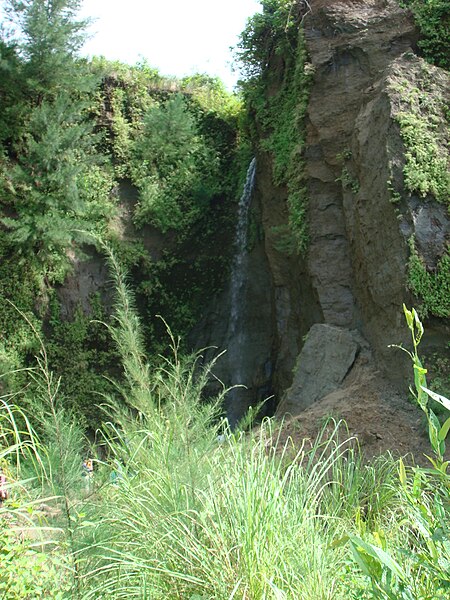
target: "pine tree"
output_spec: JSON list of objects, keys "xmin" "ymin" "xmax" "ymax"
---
[
  {"xmin": 132, "ymin": 94, "xmax": 219, "ymax": 232},
  {"xmin": 2, "ymin": 93, "xmax": 95, "ymax": 265},
  {"xmin": 0, "ymin": 39, "xmax": 27, "ymax": 146},
  {"xmin": 3, "ymin": 0, "xmax": 91, "ymax": 100},
  {"xmin": 0, "ymin": 0, "xmax": 99, "ymax": 269}
]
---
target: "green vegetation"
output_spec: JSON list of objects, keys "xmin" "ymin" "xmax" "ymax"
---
[
  {"xmin": 408, "ymin": 238, "xmax": 450, "ymax": 318},
  {"xmin": 1, "ymin": 2, "xmax": 449, "ymax": 597},
  {"xmin": 336, "ymin": 168, "xmax": 360, "ymax": 195},
  {"xmin": 396, "ymin": 108, "xmax": 449, "ymax": 203},
  {"xmin": 390, "ymin": 66, "xmax": 449, "ymax": 206},
  {"xmin": 131, "ymin": 93, "xmax": 219, "ymax": 233},
  {"xmin": 0, "ymin": 0, "xmax": 245, "ymax": 425},
  {"xmin": 46, "ymin": 296, "xmax": 119, "ymax": 425},
  {"xmin": 237, "ymin": 1, "xmax": 313, "ymax": 254},
  {"xmin": 389, "ymin": 62, "xmax": 449, "ymax": 318},
  {"xmin": 1, "ymin": 256, "xmax": 449, "ymax": 598},
  {"xmin": 401, "ymin": 0, "xmax": 450, "ymax": 70}
]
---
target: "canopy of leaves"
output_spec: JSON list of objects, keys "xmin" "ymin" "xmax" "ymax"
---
[
  {"xmin": 0, "ymin": 1, "xmax": 243, "ymax": 424},
  {"xmin": 236, "ymin": 0, "xmax": 298, "ymax": 81},
  {"xmin": 1, "ymin": 93, "xmax": 98, "ymax": 263},
  {"xmin": 131, "ymin": 94, "xmax": 220, "ymax": 232}
]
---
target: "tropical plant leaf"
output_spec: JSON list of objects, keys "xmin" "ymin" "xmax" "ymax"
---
[
  {"xmin": 421, "ymin": 386, "xmax": 450, "ymax": 412},
  {"xmin": 349, "ymin": 535, "xmax": 406, "ymax": 581}
]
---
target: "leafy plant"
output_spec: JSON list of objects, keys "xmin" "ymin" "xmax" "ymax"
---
[
  {"xmin": 46, "ymin": 296, "xmax": 119, "ymax": 426},
  {"xmin": 3, "ymin": 0, "xmax": 92, "ymax": 100},
  {"xmin": 395, "ymin": 305, "xmax": 450, "ymax": 465},
  {"xmin": 390, "ymin": 68, "xmax": 449, "ymax": 207},
  {"xmin": 408, "ymin": 238, "xmax": 450, "ymax": 318},
  {"xmin": 131, "ymin": 94, "xmax": 220, "ymax": 233},
  {"xmin": 2, "ymin": 93, "xmax": 98, "ymax": 266},
  {"xmin": 236, "ymin": 0, "xmax": 298, "ymax": 80},
  {"xmin": 238, "ymin": 5, "xmax": 313, "ymax": 255},
  {"xmin": 336, "ymin": 167, "xmax": 360, "ymax": 194},
  {"xmin": 0, "ymin": 528, "xmax": 71, "ymax": 599},
  {"xmin": 339, "ymin": 306, "xmax": 450, "ymax": 598},
  {"xmin": 12, "ymin": 307, "xmax": 88, "ymax": 598},
  {"xmin": 401, "ymin": 0, "xmax": 450, "ymax": 70},
  {"xmin": 397, "ymin": 110, "xmax": 449, "ymax": 203}
]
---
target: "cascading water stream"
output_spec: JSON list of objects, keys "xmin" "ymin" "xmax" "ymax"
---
[{"xmin": 226, "ymin": 158, "xmax": 256, "ymax": 410}]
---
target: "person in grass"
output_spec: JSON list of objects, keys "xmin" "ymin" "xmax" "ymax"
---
[
  {"xmin": 82, "ymin": 458, "xmax": 94, "ymax": 492},
  {"xmin": 0, "ymin": 468, "xmax": 7, "ymax": 506}
]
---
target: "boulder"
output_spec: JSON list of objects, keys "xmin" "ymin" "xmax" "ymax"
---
[{"xmin": 278, "ymin": 324, "xmax": 360, "ymax": 414}]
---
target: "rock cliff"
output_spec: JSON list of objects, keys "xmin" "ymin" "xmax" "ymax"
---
[
  {"xmin": 225, "ymin": 0, "xmax": 449, "ymax": 420},
  {"xmin": 266, "ymin": 0, "xmax": 449, "ymax": 415}
]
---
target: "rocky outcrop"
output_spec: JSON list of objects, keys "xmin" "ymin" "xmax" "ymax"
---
[
  {"xmin": 349, "ymin": 54, "xmax": 449, "ymax": 369},
  {"xmin": 302, "ymin": 0, "xmax": 417, "ymax": 349},
  {"xmin": 258, "ymin": 0, "xmax": 448, "ymax": 418},
  {"xmin": 251, "ymin": 151, "xmax": 322, "ymax": 407},
  {"xmin": 55, "ymin": 0, "xmax": 448, "ymax": 426},
  {"xmin": 278, "ymin": 324, "xmax": 360, "ymax": 414},
  {"xmin": 57, "ymin": 247, "xmax": 111, "ymax": 320},
  {"xmin": 194, "ymin": 0, "xmax": 448, "ymax": 422}
]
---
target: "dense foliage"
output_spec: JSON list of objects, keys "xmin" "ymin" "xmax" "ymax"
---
[
  {"xmin": 1, "ymin": 2, "xmax": 449, "ymax": 597},
  {"xmin": 408, "ymin": 240, "xmax": 450, "ymax": 318},
  {"xmin": 401, "ymin": 0, "xmax": 450, "ymax": 70},
  {"xmin": 0, "ymin": 0, "xmax": 245, "ymax": 425},
  {"xmin": 1, "ymin": 257, "xmax": 449, "ymax": 598},
  {"xmin": 388, "ymin": 58, "xmax": 450, "ymax": 318},
  {"xmin": 391, "ymin": 63, "xmax": 449, "ymax": 205}
]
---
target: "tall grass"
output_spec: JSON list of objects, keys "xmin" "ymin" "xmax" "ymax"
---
[
  {"xmin": 3, "ymin": 246, "xmax": 449, "ymax": 599},
  {"xmin": 0, "ymin": 383, "xmax": 74, "ymax": 598},
  {"xmin": 78, "ymin": 415, "xmax": 400, "ymax": 598},
  {"xmin": 1, "ymin": 304, "xmax": 92, "ymax": 598},
  {"xmin": 68, "ymin": 244, "xmax": 401, "ymax": 599}
]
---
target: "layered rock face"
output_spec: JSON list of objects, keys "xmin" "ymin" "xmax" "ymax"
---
[
  {"xmin": 303, "ymin": 0, "xmax": 416, "ymax": 331},
  {"xmin": 261, "ymin": 0, "xmax": 449, "ymax": 413},
  {"xmin": 349, "ymin": 54, "xmax": 449, "ymax": 370}
]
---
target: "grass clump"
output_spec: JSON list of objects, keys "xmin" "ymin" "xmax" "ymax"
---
[
  {"xmin": 0, "ymin": 386, "xmax": 74, "ymax": 599},
  {"xmin": 79, "ymin": 418, "xmax": 399, "ymax": 599}
]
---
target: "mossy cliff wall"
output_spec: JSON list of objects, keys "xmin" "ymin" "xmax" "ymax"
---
[{"xmin": 240, "ymin": 0, "xmax": 449, "ymax": 414}]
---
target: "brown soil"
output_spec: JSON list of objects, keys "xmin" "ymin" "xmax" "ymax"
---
[{"xmin": 275, "ymin": 359, "xmax": 437, "ymax": 465}]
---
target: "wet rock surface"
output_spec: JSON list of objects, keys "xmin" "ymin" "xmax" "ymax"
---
[{"xmin": 57, "ymin": 247, "xmax": 111, "ymax": 320}]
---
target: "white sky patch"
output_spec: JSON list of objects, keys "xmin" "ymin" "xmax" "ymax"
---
[{"xmin": 79, "ymin": 0, "xmax": 262, "ymax": 89}]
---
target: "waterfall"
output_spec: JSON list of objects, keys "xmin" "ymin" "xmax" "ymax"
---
[{"xmin": 227, "ymin": 157, "xmax": 256, "ymax": 393}]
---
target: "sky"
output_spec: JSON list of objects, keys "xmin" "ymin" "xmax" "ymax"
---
[{"xmin": 78, "ymin": 0, "xmax": 262, "ymax": 89}]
